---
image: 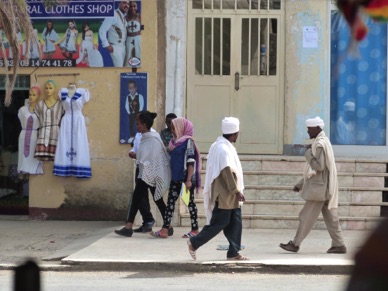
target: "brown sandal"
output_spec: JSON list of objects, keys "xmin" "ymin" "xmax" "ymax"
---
[
  {"xmin": 227, "ymin": 254, "xmax": 249, "ymax": 261},
  {"xmin": 150, "ymin": 228, "xmax": 168, "ymax": 238}
]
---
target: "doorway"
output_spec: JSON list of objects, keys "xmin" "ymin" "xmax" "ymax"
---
[
  {"xmin": 0, "ymin": 75, "xmax": 30, "ymax": 215},
  {"xmin": 187, "ymin": 0, "xmax": 284, "ymax": 154}
]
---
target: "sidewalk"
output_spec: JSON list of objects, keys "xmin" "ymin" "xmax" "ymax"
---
[{"xmin": 0, "ymin": 219, "xmax": 372, "ymax": 273}]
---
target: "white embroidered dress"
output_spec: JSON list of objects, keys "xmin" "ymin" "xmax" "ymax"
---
[
  {"xmin": 17, "ymin": 103, "xmax": 43, "ymax": 174},
  {"xmin": 53, "ymin": 88, "xmax": 91, "ymax": 178}
]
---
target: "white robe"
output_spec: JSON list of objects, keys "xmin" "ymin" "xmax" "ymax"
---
[
  {"xmin": 203, "ymin": 136, "xmax": 244, "ymax": 224},
  {"xmin": 53, "ymin": 88, "xmax": 91, "ymax": 178},
  {"xmin": 17, "ymin": 104, "xmax": 43, "ymax": 174}
]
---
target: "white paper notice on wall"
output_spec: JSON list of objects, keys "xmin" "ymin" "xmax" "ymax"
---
[{"xmin": 303, "ymin": 26, "xmax": 318, "ymax": 48}]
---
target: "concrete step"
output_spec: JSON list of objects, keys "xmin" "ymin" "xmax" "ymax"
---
[
  {"xmin": 195, "ymin": 187, "xmax": 383, "ymax": 203},
  {"xmin": 187, "ymin": 199, "xmax": 386, "ymax": 217},
  {"xmin": 180, "ymin": 213, "xmax": 384, "ymax": 230},
  {"xmin": 200, "ymin": 171, "xmax": 388, "ymax": 188},
  {"xmin": 202, "ymin": 155, "xmax": 388, "ymax": 174},
  {"xmin": 244, "ymin": 186, "xmax": 385, "ymax": 201},
  {"xmin": 194, "ymin": 155, "xmax": 388, "ymax": 230}
]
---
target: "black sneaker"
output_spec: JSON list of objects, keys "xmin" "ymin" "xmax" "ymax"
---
[
  {"xmin": 168, "ymin": 227, "xmax": 174, "ymax": 236},
  {"xmin": 134, "ymin": 220, "xmax": 155, "ymax": 233},
  {"xmin": 114, "ymin": 227, "xmax": 133, "ymax": 237},
  {"xmin": 133, "ymin": 225, "xmax": 146, "ymax": 233}
]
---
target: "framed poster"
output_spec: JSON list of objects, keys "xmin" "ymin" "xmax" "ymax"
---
[
  {"xmin": 0, "ymin": 0, "xmax": 142, "ymax": 68},
  {"xmin": 119, "ymin": 72, "xmax": 148, "ymax": 144}
]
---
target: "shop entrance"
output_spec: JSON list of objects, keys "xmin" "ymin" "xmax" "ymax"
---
[{"xmin": 0, "ymin": 75, "xmax": 30, "ymax": 215}]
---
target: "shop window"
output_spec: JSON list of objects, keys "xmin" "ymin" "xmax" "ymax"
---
[
  {"xmin": 0, "ymin": 75, "xmax": 30, "ymax": 91},
  {"xmin": 195, "ymin": 17, "xmax": 231, "ymax": 76},
  {"xmin": 192, "ymin": 0, "xmax": 281, "ymax": 10},
  {"xmin": 330, "ymin": 11, "xmax": 387, "ymax": 145},
  {"xmin": 241, "ymin": 18, "xmax": 277, "ymax": 76}
]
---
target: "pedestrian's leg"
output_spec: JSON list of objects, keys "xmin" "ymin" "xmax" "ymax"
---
[
  {"xmin": 293, "ymin": 201, "xmax": 325, "ymax": 246},
  {"xmin": 188, "ymin": 187, "xmax": 199, "ymax": 231},
  {"xmin": 190, "ymin": 204, "xmax": 231, "ymax": 251},
  {"xmin": 128, "ymin": 179, "xmax": 153, "ymax": 224},
  {"xmin": 134, "ymin": 167, "xmax": 153, "ymax": 224},
  {"xmin": 163, "ymin": 181, "xmax": 180, "ymax": 228},
  {"xmin": 322, "ymin": 203, "xmax": 345, "ymax": 247},
  {"xmin": 138, "ymin": 188, "xmax": 153, "ymax": 223},
  {"xmin": 126, "ymin": 180, "xmax": 141, "ymax": 224},
  {"xmin": 149, "ymin": 186, "xmax": 167, "ymax": 220},
  {"xmin": 223, "ymin": 208, "xmax": 242, "ymax": 258}
]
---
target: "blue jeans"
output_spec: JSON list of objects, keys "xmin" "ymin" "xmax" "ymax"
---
[{"xmin": 190, "ymin": 203, "xmax": 242, "ymax": 258}]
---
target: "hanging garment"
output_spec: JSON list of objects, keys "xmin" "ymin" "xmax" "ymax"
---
[
  {"xmin": 34, "ymin": 100, "xmax": 63, "ymax": 161},
  {"xmin": 53, "ymin": 88, "xmax": 91, "ymax": 178},
  {"xmin": 17, "ymin": 103, "xmax": 43, "ymax": 174}
]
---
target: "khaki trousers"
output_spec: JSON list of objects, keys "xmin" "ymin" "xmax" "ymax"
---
[{"xmin": 293, "ymin": 200, "xmax": 345, "ymax": 247}]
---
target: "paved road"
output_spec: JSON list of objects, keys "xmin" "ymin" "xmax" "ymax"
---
[{"xmin": 0, "ymin": 270, "xmax": 350, "ymax": 291}]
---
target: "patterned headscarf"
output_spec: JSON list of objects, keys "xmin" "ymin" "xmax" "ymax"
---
[
  {"xmin": 168, "ymin": 117, "xmax": 201, "ymax": 192},
  {"xmin": 169, "ymin": 117, "xmax": 193, "ymax": 150}
]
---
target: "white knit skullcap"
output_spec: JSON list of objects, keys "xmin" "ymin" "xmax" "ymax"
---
[
  {"xmin": 306, "ymin": 116, "xmax": 324, "ymax": 129},
  {"xmin": 222, "ymin": 117, "xmax": 240, "ymax": 134}
]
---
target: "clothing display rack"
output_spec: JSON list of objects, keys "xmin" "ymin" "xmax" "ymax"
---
[{"xmin": 34, "ymin": 73, "xmax": 80, "ymax": 83}]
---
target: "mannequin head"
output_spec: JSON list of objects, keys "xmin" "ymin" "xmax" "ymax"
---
[
  {"xmin": 44, "ymin": 80, "xmax": 57, "ymax": 100},
  {"xmin": 29, "ymin": 86, "xmax": 41, "ymax": 104}
]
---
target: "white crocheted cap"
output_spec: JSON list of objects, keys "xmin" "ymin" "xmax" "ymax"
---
[
  {"xmin": 306, "ymin": 116, "xmax": 324, "ymax": 129},
  {"xmin": 222, "ymin": 117, "xmax": 240, "ymax": 134}
]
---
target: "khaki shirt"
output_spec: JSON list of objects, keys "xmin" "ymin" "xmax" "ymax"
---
[{"xmin": 211, "ymin": 166, "xmax": 240, "ymax": 209}]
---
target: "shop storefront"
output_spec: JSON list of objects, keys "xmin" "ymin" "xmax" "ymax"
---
[{"xmin": 0, "ymin": 0, "xmax": 166, "ymax": 219}]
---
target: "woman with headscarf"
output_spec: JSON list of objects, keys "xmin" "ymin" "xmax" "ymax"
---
[{"xmin": 151, "ymin": 117, "xmax": 201, "ymax": 238}]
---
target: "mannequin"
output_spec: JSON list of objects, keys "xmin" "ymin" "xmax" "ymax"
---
[
  {"xmin": 34, "ymin": 80, "xmax": 64, "ymax": 161},
  {"xmin": 17, "ymin": 86, "xmax": 43, "ymax": 174},
  {"xmin": 43, "ymin": 80, "xmax": 59, "ymax": 108},
  {"xmin": 54, "ymin": 84, "xmax": 92, "ymax": 178},
  {"xmin": 67, "ymin": 82, "xmax": 77, "ymax": 97}
]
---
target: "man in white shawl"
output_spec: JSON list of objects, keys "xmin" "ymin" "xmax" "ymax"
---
[
  {"xmin": 187, "ymin": 117, "xmax": 248, "ymax": 261},
  {"xmin": 280, "ymin": 116, "xmax": 346, "ymax": 254}
]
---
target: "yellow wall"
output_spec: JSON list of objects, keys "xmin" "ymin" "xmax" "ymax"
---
[{"xmin": 15, "ymin": 0, "xmax": 161, "ymax": 215}]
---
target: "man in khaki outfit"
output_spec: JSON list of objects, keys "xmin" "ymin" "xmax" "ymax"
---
[
  {"xmin": 187, "ymin": 117, "xmax": 248, "ymax": 261},
  {"xmin": 280, "ymin": 116, "xmax": 347, "ymax": 254}
]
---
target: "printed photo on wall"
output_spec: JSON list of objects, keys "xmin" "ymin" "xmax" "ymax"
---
[
  {"xmin": 120, "ymin": 72, "xmax": 148, "ymax": 144},
  {"xmin": 125, "ymin": 0, "xmax": 142, "ymax": 67}
]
